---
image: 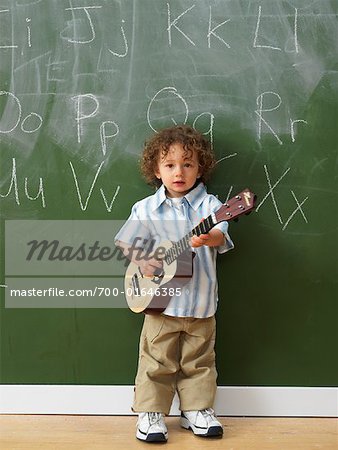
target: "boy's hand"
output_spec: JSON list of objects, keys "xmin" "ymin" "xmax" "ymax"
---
[
  {"xmin": 139, "ymin": 257, "xmax": 163, "ymax": 278},
  {"xmin": 191, "ymin": 229, "xmax": 225, "ymax": 248},
  {"xmin": 191, "ymin": 234, "xmax": 211, "ymax": 248}
]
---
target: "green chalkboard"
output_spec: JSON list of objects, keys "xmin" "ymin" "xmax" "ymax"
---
[{"xmin": 1, "ymin": 0, "xmax": 337, "ymax": 387}]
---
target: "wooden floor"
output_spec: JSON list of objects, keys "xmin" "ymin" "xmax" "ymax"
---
[{"xmin": 0, "ymin": 415, "xmax": 337, "ymax": 449}]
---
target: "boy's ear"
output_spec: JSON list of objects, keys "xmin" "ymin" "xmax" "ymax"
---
[{"xmin": 155, "ymin": 169, "xmax": 161, "ymax": 180}]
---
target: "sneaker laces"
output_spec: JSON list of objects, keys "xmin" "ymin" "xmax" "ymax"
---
[
  {"xmin": 200, "ymin": 408, "xmax": 216, "ymax": 420},
  {"xmin": 148, "ymin": 412, "xmax": 163, "ymax": 425}
]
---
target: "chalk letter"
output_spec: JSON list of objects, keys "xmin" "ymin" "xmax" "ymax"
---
[
  {"xmin": 64, "ymin": 6, "xmax": 102, "ymax": 44},
  {"xmin": 253, "ymin": 5, "xmax": 281, "ymax": 51},
  {"xmin": 24, "ymin": 177, "xmax": 46, "ymax": 208},
  {"xmin": 26, "ymin": 17, "xmax": 32, "ymax": 48},
  {"xmin": 255, "ymin": 165, "xmax": 290, "ymax": 224},
  {"xmin": 69, "ymin": 161, "xmax": 104, "ymax": 211},
  {"xmin": 293, "ymin": 8, "xmax": 299, "ymax": 53},
  {"xmin": 0, "ymin": 9, "xmax": 18, "ymax": 49},
  {"xmin": 0, "ymin": 158, "xmax": 20, "ymax": 205},
  {"xmin": 0, "ymin": 91, "xmax": 22, "ymax": 133},
  {"xmin": 72, "ymin": 94, "xmax": 99, "ymax": 144},
  {"xmin": 207, "ymin": 6, "xmax": 230, "ymax": 49},
  {"xmin": 193, "ymin": 112, "xmax": 215, "ymax": 146},
  {"xmin": 100, "ymin": 185, "xmax": 120, "ymax": 213},
  {"xmin": 21, "ymin": 112, "xmax": 43, "ymax": 134},
  {"xmin": 108, "ymin": 20, "xmax": 128, "ymax": 57},
  {"xmin": 282, "ymin": 190, "xmax": 308, "ymax": 231},
  {"xmin": 290, "ymin": 118, "xmax": 307, "ymax": 143},
  {"xmin": 147, "ymin": 87, "xmax": 188, "ymax": 132},
  {"xmin": 255, "ymin": 91, "xmax": 283, "ymax": 145},
  {"xmin": 100, "ymin": 121, "xmax": 119, "ymax": 156},
  {"xmin": 285, "ymin": 8, "xmax": 299, "ymax": 53},
  {"xmin": 167, "ymin": 3, "xmax": 196, "ymax": 47}
]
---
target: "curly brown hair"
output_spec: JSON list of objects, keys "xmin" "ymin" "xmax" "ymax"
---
[{"xmin": 140, "ymin": 124, "xmax": 216, "ymax": 187}]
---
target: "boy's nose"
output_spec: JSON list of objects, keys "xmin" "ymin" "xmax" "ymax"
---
[{"xmin": 174, "ymin": 166, "xmax": 183, "ymax": 176}]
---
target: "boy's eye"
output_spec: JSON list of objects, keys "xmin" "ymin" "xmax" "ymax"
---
[{"xmin": 165, "ymin": 164, "xmax": 174, "ymax": 168}]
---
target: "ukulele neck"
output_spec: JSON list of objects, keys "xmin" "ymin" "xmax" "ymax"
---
[{"xmin": 164, "ymin": 213, "xmax": 216, "ymax": 265}]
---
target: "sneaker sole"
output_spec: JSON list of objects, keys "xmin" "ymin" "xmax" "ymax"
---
[
  {"xmin": 136, "ymin": 429, "xmax": 168, "ymax": 442},
  {"xmin": 180, "ymin": 417, "xmax": 223, "ymax": 437}
]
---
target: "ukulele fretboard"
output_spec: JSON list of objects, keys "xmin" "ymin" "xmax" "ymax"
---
[{"xmin": 164, "ymin": 213, "xmax": 216, "ymax": 265}]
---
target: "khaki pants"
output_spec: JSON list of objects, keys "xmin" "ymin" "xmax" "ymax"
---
[{"xmin": 132, "ymin": 314, "xmax": 217, "ymax": 415}]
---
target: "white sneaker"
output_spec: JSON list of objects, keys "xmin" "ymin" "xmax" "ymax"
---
[
  {"xmin": 136, "ymin": 412, "xmax": 168, "ymax": 442},
  {"xmin": 180, "ymin": 408, "xmax": 223, "ymax": 437}
]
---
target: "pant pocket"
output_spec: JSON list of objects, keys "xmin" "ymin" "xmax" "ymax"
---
[{"xmin": 143, "ymin": 314, "xmax": 166, "ymax": 343}]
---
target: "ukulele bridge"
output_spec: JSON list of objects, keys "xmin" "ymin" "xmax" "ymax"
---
[
  {"xmin": 131, "ymin": 273, "xmax": 141, "ymax": 296},
  {"xmin": 138, "ymin": 267, "xmax": 164, "ymax": 285}
]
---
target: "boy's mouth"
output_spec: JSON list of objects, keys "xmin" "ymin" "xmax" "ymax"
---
[{"xmin": 173, "ymin": 181, "xmax": 185, "ymax": 185}]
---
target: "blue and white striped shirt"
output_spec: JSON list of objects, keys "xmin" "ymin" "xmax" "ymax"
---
[{"xmin": 115, "ymin": 182, "xmax": 234, "ymax": 318}]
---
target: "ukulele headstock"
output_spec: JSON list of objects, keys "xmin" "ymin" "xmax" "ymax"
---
[{"xmin": 215, "ymin": 189, "xmax": 257, "ymax": 223}]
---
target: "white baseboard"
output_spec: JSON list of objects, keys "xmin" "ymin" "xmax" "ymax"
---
[{"xmin": 0, "ymin": 385, "xmax": 337, "ymax": 417}]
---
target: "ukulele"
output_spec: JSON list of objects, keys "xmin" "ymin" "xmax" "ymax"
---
[{"xmin": 124, "ymin": 189, "xmax": 256, "ymax": 314}]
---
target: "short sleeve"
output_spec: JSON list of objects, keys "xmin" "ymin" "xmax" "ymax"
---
[
  {"xmin": 114, "ymin": 202, "xmax": 151, "ymax": 247},
  {"xmin": 214, "ymin": 221, "xmax": 234, "ymax": 254},
  {"xmin": 209, "ymin": 195, "xmax": 234, "ymax": 254}
]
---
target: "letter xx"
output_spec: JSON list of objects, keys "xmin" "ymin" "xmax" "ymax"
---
[{"xmin": 256, "ymin": 165, "xmax": 309, "ymax": 230}]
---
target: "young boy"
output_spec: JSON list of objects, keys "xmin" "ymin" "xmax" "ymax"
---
[{"xmin": 115, "ymin": 125, "xmax": 234, "ymax": 442}]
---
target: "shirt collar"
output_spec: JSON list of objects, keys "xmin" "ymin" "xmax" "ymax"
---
[{"xmin": 151, "ymin": 182, "xmax": 207, "ymax": 212}]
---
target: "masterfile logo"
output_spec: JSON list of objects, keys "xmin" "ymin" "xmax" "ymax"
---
[
  {"xmin": 4, "ymin": 219, "xmax": 189, "ymax": 308},
  {"xmin": 25, "ymin": 239, "xmax": 124, "ymax": 262},
  {"xmin": 25, "ymin": 237, "xmax": 165, "ymax": 264},
  {"xmin": 5, "ymin": 220, "xmax": 127, "ymax": 276},
  {"xmin": 6, "ymin": 220, "xmax": 185, "ymax": 276}
]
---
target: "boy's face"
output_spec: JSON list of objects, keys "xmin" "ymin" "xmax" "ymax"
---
[{"xmin": 155, "ymin": 142, "xmax": 201, "ymax": 198}]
